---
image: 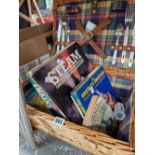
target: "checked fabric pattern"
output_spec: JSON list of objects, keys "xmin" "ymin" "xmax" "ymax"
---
[
  {"xmin": 55, "ymin": 0, "xmax": 135, "ymax": 141},
  {"xmin": 56, "ymin": 0, "xmax": 135, "ymax": 101}
]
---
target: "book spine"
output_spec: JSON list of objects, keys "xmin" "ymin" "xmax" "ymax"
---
[
  {"xmin": 71, "ymin": 93, "xmax": 86, "ymax": 117},
  {"xmin": 71, "ymin": 96, "xmax": 84, "ymax": 119},
  {"xmin": 28, "ymin": 76, "xmax": 67, "ymax": 118}
]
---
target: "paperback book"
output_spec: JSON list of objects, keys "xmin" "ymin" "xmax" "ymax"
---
[
  {"xmin": 71, "ymin": 66, "xmax": 117, "ymax": 117},
  {"xmin": 82, "ymin": 95, "xmax": 115, "ymax": 133},
  {"xmin": 23, "ymin": 81, "xmax": 51, "ymax": 114},
  {"xmin": 27, "ymin": 42, "xmax": 93, "ymax": 124}
]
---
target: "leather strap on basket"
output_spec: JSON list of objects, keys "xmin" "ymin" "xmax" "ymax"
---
[{"xmin": 76, "ymin": 18, "xmax": 111, "ymax": 60}]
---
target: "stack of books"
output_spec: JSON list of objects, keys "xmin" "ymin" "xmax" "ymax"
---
[{"xmin": 27, "ymin": 42, "xmax": 120, "ymax": 136}]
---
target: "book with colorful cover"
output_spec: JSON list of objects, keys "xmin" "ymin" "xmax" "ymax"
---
[
  {"xmin": 71, "ymin": 66, "xmax": 118, "ymax": 117},
  {"xmin": 82, "ymin": 95, "xmax": 115, "ymax": 133},
  {"xmin": 27, "ymin": 42, "xmax": 93, "ymax": 124},
  {"xmin": 22, "ymin": 81, "xmax": 52, "ymax": 114}
]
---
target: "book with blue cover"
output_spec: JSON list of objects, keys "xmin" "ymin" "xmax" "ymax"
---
[{"xmin": 71, "ymin": 66, "xmax": 118, "ymax": 117}]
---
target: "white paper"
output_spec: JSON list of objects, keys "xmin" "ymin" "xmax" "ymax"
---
[
  {"xmin": 85, "ymin": 21, "xmax": 96, "ymax": 32},
  {"xmin": 57, "ymin": 19, "xmax": 62, "ymax": 52},
  {"xmin": 53, "ymin": 117, "xmax": 65, "ymax": 126},
  {"xmin": 112, "ymin": 49, "xmax": 118, "ymax": 65}
]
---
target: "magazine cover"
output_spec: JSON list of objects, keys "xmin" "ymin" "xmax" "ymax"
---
[
  {"xmin": 27, "ymin": 42, "xmax": 94, "ymax": 124},
  {"xmin": 71, "ymin": 66, "xmax": 118, "ymax": 117},
  {"xmin": 82, "ymin": 95, "xmax": 114, "ymax": 133},
  {"xmin": 23, "ymin": 81, "xmax": 52, "ymax": 114}
]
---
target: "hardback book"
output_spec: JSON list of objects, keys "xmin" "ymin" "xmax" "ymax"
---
[
  {"xmin": 27, "ymin": 42, "xmax": 93, "ymax": 124},
  {"xmin": 71, "ymin": 66, "xmax": 117, "ymax": 117},
  {"xmin": 82, "ymin": 95, "xmax": 115, "ymax": 133}
]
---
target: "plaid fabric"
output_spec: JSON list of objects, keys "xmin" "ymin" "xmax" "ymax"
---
[
  {"xmin": 118, "ymin": 88, "xmax": 134, "ymax": 142},
  {"xmin": 56, "ymin": 0, "xmax": 135, "ymax": 101}
]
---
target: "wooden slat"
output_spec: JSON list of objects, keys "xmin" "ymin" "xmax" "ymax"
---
[
  {"xmin": 27, "ymin": 0, "xmax": 32, "ymax": 26},
  {"xmin": 32, "ymin": 0, "xmax": 45, "ymax": 24},
  {"xmin": 19, "ymin": 0, "xmax": 25, "ymax": 8},
  {"xmin": 19, "ymin": 12, "xmax": 39, "ymax": 26},
  {"xmin": 19, "ymin": 31, "xmax": 52, "ymax": 66},
  {"xmin": 27, "ymin": 105, "xmax": 135, "ymax": 155},
  {"xmin": 19, "ymin": 23, "xmax": 52, "ymax": 42}
]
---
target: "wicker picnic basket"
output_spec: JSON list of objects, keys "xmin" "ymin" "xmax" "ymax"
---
[{"xmin": 26, "ymin": 0, "xmax": 135, "ymax": 154}]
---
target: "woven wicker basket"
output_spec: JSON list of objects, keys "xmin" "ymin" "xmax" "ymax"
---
[
  {"xmin": 27, "ymin": 104, "xmax": 134, "ymax": 155},
  {"xmin": 25, "ymin": 0, "xmax": 135, "ymax": 154}
]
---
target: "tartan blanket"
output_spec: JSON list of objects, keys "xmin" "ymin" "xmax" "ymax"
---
[
  {"xmin": 56, "ymin": 0, "xmax": 135, "ymax": 100},
  {"xmin": 56, "ymin": 0, "xmax": 135, "ymax": 141}
]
